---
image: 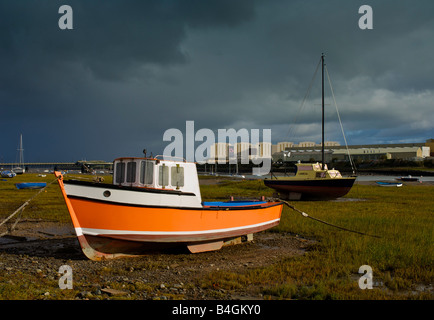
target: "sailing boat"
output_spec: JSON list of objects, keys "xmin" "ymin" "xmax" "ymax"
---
[
  {"xmin": 13, "ymin": 134, "xmax": 25, "ymax": 175},
  {"xmin": 264, "ymin": 54, "xmax": 356, "ymax": 200}
]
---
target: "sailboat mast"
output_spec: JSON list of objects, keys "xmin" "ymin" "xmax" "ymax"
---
[
  {"xmin": 19, "ymin": 133, "xmax": 24, "ymax": 166},
  {"xmin": 321, "ymin": 54, "xmax": 325, "ymax": 168}
]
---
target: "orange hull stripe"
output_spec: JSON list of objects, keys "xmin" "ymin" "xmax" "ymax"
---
[{"xmin": 69, "ymin": 198, "xmax": 282, "ymax": 232}]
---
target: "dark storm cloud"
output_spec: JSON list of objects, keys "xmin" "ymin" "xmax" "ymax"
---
[
  {"xmin": 0, "ymin": 0, "xmax": 257, "ymax": 161},
  {"xmin": 0, "ymin": 0, "xmax": 256, "ymax": 80},
  {"xmin": 0, "ymin": 0, "xmax": 433, "ymax": 162}
]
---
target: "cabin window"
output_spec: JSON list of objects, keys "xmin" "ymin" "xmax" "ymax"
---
[
  {"xmin": 140, "ymin": 161, "xmax": 154, "ymax": 185},
  {"xmin": 171, "ymin": 165, "xmax": 184, "ymax": 188},
  {"xmin": 126, "ymin": 162, "xmax": 136, "ymax": 183},
  {"xmin": 115, "ymin": 162, "xmax": 125, "ymax": 184},
  {"xmin": 298, "ymin": 166, "xmax": 313, "ymax": 171},
  {"xmin": 159, "ymin": 164, "xmax": 169, "ymax": 187}
]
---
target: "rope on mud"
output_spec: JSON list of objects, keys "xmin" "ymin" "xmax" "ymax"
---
[
  {"xmin": 280, "ymin": 199, "xmax": 382, "ymax": 238},
  {"xmin": 0, "ymin": 177, "xmax": 58, "ymax": 237}
]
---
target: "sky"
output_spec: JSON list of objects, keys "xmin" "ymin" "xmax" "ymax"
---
[{"xmin": 0, "ymin": 0, "xmax": 433, "ymax": 163}]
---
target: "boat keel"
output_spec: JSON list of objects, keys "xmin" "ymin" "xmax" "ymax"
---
[{"xmin": 76, "ymin": 233, "xmax": 255, "ymax": 260}]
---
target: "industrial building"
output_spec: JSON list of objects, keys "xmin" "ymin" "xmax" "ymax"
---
[
  {"xmin": 207, "ymin": 140, "xmax": 431, "ymax": 164},
  {"xmin": 272, "ymin": 141, "xmax": 431, "ymax": 163}
]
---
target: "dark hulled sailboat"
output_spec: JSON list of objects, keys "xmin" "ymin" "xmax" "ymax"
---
[{"xmin": 264, "ymin": 54, "xmax": 356, "ymax": 200}]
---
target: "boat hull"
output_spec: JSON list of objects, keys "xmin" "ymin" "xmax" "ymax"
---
[
  {"xmin": 15, "ymin": 182, "xmax": 47, "ymax": 189},
  {"xmin": 1, "ymin": 171, "xmax": 16, "ymax": 178},
  {"xmin": 55, "ymin": 173, "xmax": 283, "ymax": 260},
  {"xmin": 69, "ymin": 196, "xmax": 281, "ymax": 244},
  {"xmin": 376, "ymin": 181, "xmax": 402, "ymax": 187},
  {"xmin": 264, "ymin": 177, "xmax": 356, "ymax": 200},
  {"xmin": 397, "ymin": 177, "xmax": 419, "ymax": 182}
]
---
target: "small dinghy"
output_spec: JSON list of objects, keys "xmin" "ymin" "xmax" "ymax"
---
[
  {"xmin": 15, "ymin": 182, "xmax": 47, "ymax": 189},
  {"xmin": 375, "ymin": 181, "xmax": 403, "ymax": 187}
]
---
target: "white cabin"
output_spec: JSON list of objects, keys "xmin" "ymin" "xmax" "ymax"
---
[
  {"xmin": 294, "ymin": 162, "xmax": 343, "ymax": 179},
  {"xmin": 112, "ymin": 157, "xmax": 203, "ymax": 205}
]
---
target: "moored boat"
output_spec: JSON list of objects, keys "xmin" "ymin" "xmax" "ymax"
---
[
  {"xmin": 264, "ymin": 54, "xmax": 356, "ymax": 200},
  {"xmin": 265, "ymin": 162, "xmax": 356, "ymax": 200},
  {"xmin": 13, "ymin": 134, "xmax": 26, "ymax": 175},
  {"xmin": 375, "ymin": 181, "xmax": 402, "ymax": 187},
  {"xmin": 397, "ymin": 175, "xmax": 419, "ymax": 182},
  {"xmin": 1, "ymin": 170, "xmax": 16, "ymax": 178},
  {"xmin": 55, "ymin": 156, "xmax": 283, "ymax": 260},
  {"xmin": 15, "ymin": 182, "xmax": 47, "ymax": 189}
]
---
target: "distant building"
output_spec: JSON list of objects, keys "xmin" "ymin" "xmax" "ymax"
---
[
  {"xmin": 209, "ymin": 143, "xmax": 228, "ymax": 162},
  {"xmin": 425, "ymin": 139, "xmax": 434, "ymax": 157},
  {"xmin": 271, "ymin": 141, "xmax": 430, "ymax": 162},
  {"xmin": 257, "ymin": 142, "xmax": 272, "ymax": 158},
  {"xmin": 208, "ymin": 140, "xmax": 431, "ymax": 164},
  {"xmin": 324, "ymin": 141, "xmax": 341, "ymax": 146},
  {"xmin": 332, "ymin": 144, "xmax": 429, "ymax": 161},
  {"xmin": 276, "ymin": 142, "xmax": 294, "ymax": 152},
  {"xmin": 298, "ymin": 141, "xmax": 316, "ymax": 147},
  {"xmin": 272, "ymin": 141, "xmax": 340, "ymax": 162},
  {"xmin": 207, "ymin": 141, "xmax": 273, "ymax": 164}
]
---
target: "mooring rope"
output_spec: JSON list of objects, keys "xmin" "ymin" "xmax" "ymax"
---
[
  {"xmin": 0, "ymin": 177, "xmax": 59, "ymax": 237},
  {"xmin": 279, "ymin": 199, "xmax": 381, "ymax": 238}
]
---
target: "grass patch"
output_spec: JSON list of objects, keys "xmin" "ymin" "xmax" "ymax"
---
[
  {"xmin": 1, "ymin": 174, "xmax": 432, "ymax": 299},
  {"xmin": 199, "ymin": 178, "xmax": 274, "ymax": 201},
  {"xmin": 0, "ymin": 173, "xmax": 110, "ymax": 224},
  {"xmin": 198, "ymin": 180, "xmax": 434, "ymax": 299}
]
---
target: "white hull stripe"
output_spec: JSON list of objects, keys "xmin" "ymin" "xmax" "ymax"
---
[{"xmin": 76, "ymin": 218, "xmax": 280, "ymax": 237}]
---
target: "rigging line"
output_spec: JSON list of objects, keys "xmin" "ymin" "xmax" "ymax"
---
[
  {"xmin": 280, "ymin": 200, "xmax": 381, "ymax": 238},
  {"xmin": 324, "ymin": 65, "xmax": 357, "ymax": 175},
  {"xmin": 0, "ymin": 177, "xmax": 58, "ymax": 237},
  {"xmin": 285, "ymin": 57, "xmax": 322, "ymax": 141}
]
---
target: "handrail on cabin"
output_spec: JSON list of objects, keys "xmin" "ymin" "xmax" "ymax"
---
[{"xmin": 154, "ymin": 155, "xmax": 187, "ymax": 162}]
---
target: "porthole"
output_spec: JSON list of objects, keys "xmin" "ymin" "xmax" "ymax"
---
[{"xmin": 103, "ymin": 190, "xmax": 111, "ymax": 197}]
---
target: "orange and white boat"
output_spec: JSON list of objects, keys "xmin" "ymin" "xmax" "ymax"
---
[{"xmin": 55, "ymin": 157, "xmax": 283, "ymax": 260}]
